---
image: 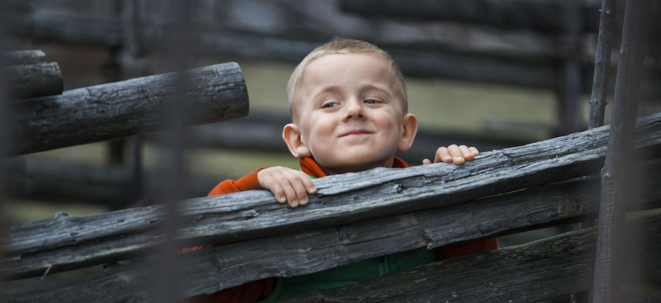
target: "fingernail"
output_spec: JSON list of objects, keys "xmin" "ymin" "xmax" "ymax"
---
[
  {"xmin": 300, "ymin": 198, "xmax": 308, "ymax": 205},
  {"xmin": 291, "ymin": 201, "xmax": 299, "ymax": 207},
  {"xmin": 453, "ymin": 157, "xmax": 465, "ymax": 165},
  {"xmin": 277, "ymin": 197, "xmax": 286, "ymax": 203},
  {"xmin": 310, "ymin": 187, "xmax": 317, "ymax": 193}
]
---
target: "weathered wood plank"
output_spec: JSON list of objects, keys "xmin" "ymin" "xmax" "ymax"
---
[
  {"xmin": 283, "ymin": 214, "xmax": 661, "ymax": 303},
  {"xmin": 4, "ymin": 211, "xmax": 660, "ymax": 303},
  {"xmin": 593, "ymin": 0, "xmax": 651, "ymax": 301},
  {"xmin": 339, "ymin": 0, "xmax": 601, "ymax": 33},
  {"xmin": 2, "ymin": 62, "xmax": 248, "ymax": 155},
  {"xmin": 1, "ymin": 50, "xmax": 46, "ymax": 67},
  {"xmin": 7, "ymin": 157, "xmax": 659, "ymax": 289},
  {"xmin": 1, "ymin": 113, "xmax": 660, "ymax": 280},
  {"xmin": 2, "ymin": 62, "xmax": 63, "ymax": 99}
]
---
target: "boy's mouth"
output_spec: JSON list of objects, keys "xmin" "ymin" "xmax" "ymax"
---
[{"xmin": 340, "ymin": 129, "xmax": 373, "ymax": 137}]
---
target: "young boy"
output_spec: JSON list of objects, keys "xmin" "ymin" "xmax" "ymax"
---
[{"xmin": 193, "ymin": 39, "xmax": 497, "ymax": 302}]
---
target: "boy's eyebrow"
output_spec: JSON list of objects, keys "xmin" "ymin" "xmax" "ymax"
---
[{"xmin": 360, "ymin": 84, "xmax": 395, "ymax": 99}]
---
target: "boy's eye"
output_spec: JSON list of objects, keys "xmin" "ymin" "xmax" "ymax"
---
[
  {"xmin": 364, "ymin": 99, "xmax": 379, "ymax": 104},
  {"xmin": 322, "ymin": 102, "xmax": 339, "ymax": 108}
]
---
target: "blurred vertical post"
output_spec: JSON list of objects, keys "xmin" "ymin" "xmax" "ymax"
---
[
  {"xmin": 592, "ymin": 0, "xmax": 649, "ymax": 301},
  {"xmin": 0, "ymin": 0, "xmax": 13, "ymax": 293},
  {"xmin": 556, "ymin": 0, "xmax": 583, "ymax": 136},
  {"xmin": 149, "ymin": 0, "xmax": 197, "ymax": 301},
  {"xmin": 118, "ymin": 0, "xmax": 146, "ymax": 207},
  {"xmin": 572, "ymin": 1, "xmax": 616, "ymax": 302}
]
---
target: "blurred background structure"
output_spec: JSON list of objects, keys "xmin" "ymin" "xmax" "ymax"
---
[{"xmin": 1, "ymin": 0, "xmax": 660, "ymax": 302}]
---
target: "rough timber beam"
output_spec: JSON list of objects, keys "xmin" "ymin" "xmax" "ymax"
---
[{"xmin": 3, "ymin": 62, "xmax": 248, "ymax": 155}]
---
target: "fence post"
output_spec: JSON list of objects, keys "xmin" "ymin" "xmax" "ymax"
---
[
  {"xmin": 592, "ymin": 0, "xmax": 650, "ymax": 301},
  {"xmin": 573, "ymin": 1, "xmax": 617, "ymax": 302}
]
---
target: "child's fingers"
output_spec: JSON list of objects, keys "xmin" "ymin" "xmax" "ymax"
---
[
  {"xmin": 278, "ymin": 178, "xmax": 301, "ymax": 208},
  {"xmin": 283, "ymin": 172, "xmax": 310, "ymax": 207},
  {"xmin": 459, "ymin": 145, "xmax": 474, "ymax": 161},
  {"xmin": 301, "ymin": 175, "xmax": 317, "ymax": 194},
  {"xmin": 422, "ymin": 159, "xmax": 432, "ymax": 165},
  {"xmin": 434, "ymin": 147, "xmax": 453, "ymax": 163},
  {"xmin": 469, "ymin": 147, "xmax": 479, "ymax": 156},
  {"xmin": 446, "ymin": 145, "xmax": 465, "ymax": 165}
]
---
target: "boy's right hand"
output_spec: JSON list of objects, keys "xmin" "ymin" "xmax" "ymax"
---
[{"xmin": 258, "ymin": 166, "xmax": 317, "ymax": 208}]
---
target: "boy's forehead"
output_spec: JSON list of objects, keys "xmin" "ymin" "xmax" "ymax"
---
[{"xmin": 300, "ymin": 53, "xmax": 398, "ymax": 94}]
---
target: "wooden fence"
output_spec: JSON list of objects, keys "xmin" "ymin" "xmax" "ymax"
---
[{"xmin": 2, "ymin": 0, "xmax": 661, "ymax": 302}]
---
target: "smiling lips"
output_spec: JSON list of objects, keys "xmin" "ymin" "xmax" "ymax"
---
[{"xmin": 340, "ymin": 129, "xmax": 373, "ymax": 137}]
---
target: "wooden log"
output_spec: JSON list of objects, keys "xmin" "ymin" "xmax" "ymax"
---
[
  {"xmin": 2, "ymin": 62, "xmax": 63, "ymax": 99},
  {"xmin": 588, "ymin": 0, "xmax": 617, "ymax": 129},
  {"xmin": 5, "ymin": 156, "xmax": 659, "ymax": 285},
  {"xmin": 283, "ymin": 215, "xmax": 661, "ymax": 303},
  {"xmin": 1, "ymin": 112, "xmax": 660, "ymax": 280},
  {"xmin": 1, "ymin": 50, "xmax": 46, "ymax": 67},
  {"xmin": 3, "ymin": 157, "xmax": 223, "ymax": 209},
  {"xmin": 2, "ymin": 62, "xmax": 249, "ymax": 156},
  {"xmin": 593, "ymin": 0, "xmax": 650, "ymax": 301},
  {"xmin": 4, "ymin": 211, "xmax": 660, "ymax": 302},
  {"xmin": 338, "ymin": 0, "xmax": 601, "ymax": 33},
  {"xmin": 576, "ymin": 1, "xmax": 617, "ymax": 300}
]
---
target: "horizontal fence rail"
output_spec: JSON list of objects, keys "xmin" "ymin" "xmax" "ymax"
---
[
  {"xmin": 283, "ymin": 214, "xmax": 661, "ymax": 303},
  {"xmin": 2, "ymin": 112, "xmax": 660, "ymax": 281},
  {"xmin": 4, "ymin": 211, "xmax": 660, "ymax": 302},
  {"xmin": 3, "ymin": 62, "xmax": 248, "ymax": 155}
]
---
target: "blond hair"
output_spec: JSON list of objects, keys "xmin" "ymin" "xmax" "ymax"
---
[{"xmin": 287, "ymin": 38, "xmax": 407, "ymax": 123}]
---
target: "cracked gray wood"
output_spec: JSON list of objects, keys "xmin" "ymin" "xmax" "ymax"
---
[
  {"xmin": 2, "ymin": 62, "xmax": 63, "ymax": 99},
  {"xmin": 1, "ymin": 112, "xmax": 660, "ymax": 280},
  {"xmin": 282, "ymin": 214, "xmax": 661, "ymax": 303},
  {"xmin": 4, "ymin": 212, "xmax": 660, "ymax": 302},
  {"xmin": 3, "ymin": 62, "xmax": 248, "ymax": 155}
]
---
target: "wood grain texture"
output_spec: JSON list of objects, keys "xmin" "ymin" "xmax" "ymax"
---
[
  {"xmin": 283, "ymin": 214, "xmax": 661, "ymax": 303},
  {"xmin": 593, "ymin": 0, "xmax": 650, "ymax": 301},
  {"xmin": 4, "ymin": 212, "xmax": 660, "ymax": 302},
  {"xmin": 3, "ymin": 62, "xmax": 248, "ymax": 155},
  {"xmin": 2, "ymin": 62, "xmax": 63, "ymax": 99},
  {"xmin": 2, "ymin": 113, "xmax": 660, "ymax": 280},
  {"xmin": 588, "ymin": 0, "xmax": 616, "ymax": 129}
]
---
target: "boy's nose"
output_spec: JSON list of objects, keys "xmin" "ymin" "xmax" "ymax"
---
[{"xmin": 343, "ymin": 99, "xmax": 364, "ymax": 120}]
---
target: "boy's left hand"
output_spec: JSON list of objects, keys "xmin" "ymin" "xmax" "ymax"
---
[{"xmin": 423, "ymin": 144, "xmax": 479, "ymax": 165}]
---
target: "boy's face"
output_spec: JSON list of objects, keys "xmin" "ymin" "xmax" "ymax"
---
[{"xmin": 284, "ymin": 52, "xmax": 417, "ymax": 174}]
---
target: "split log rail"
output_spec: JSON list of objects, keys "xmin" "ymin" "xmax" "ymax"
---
[{"xmin": 1, "ymin": 50, "xmax": 63, "ymax": 100}]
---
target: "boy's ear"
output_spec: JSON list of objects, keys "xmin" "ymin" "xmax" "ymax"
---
[
  {"xmin": 283, "ymin": 123, "xmax": 312, "ymax": 158},
  {"xmin": 397, "ymin": 113, "xmax": 418, "ymax": 152}
]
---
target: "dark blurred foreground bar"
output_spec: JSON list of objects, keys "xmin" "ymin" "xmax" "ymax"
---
[{"xmin": 3, "ymin": 62, "xmax": 248, "ymax": 156}]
